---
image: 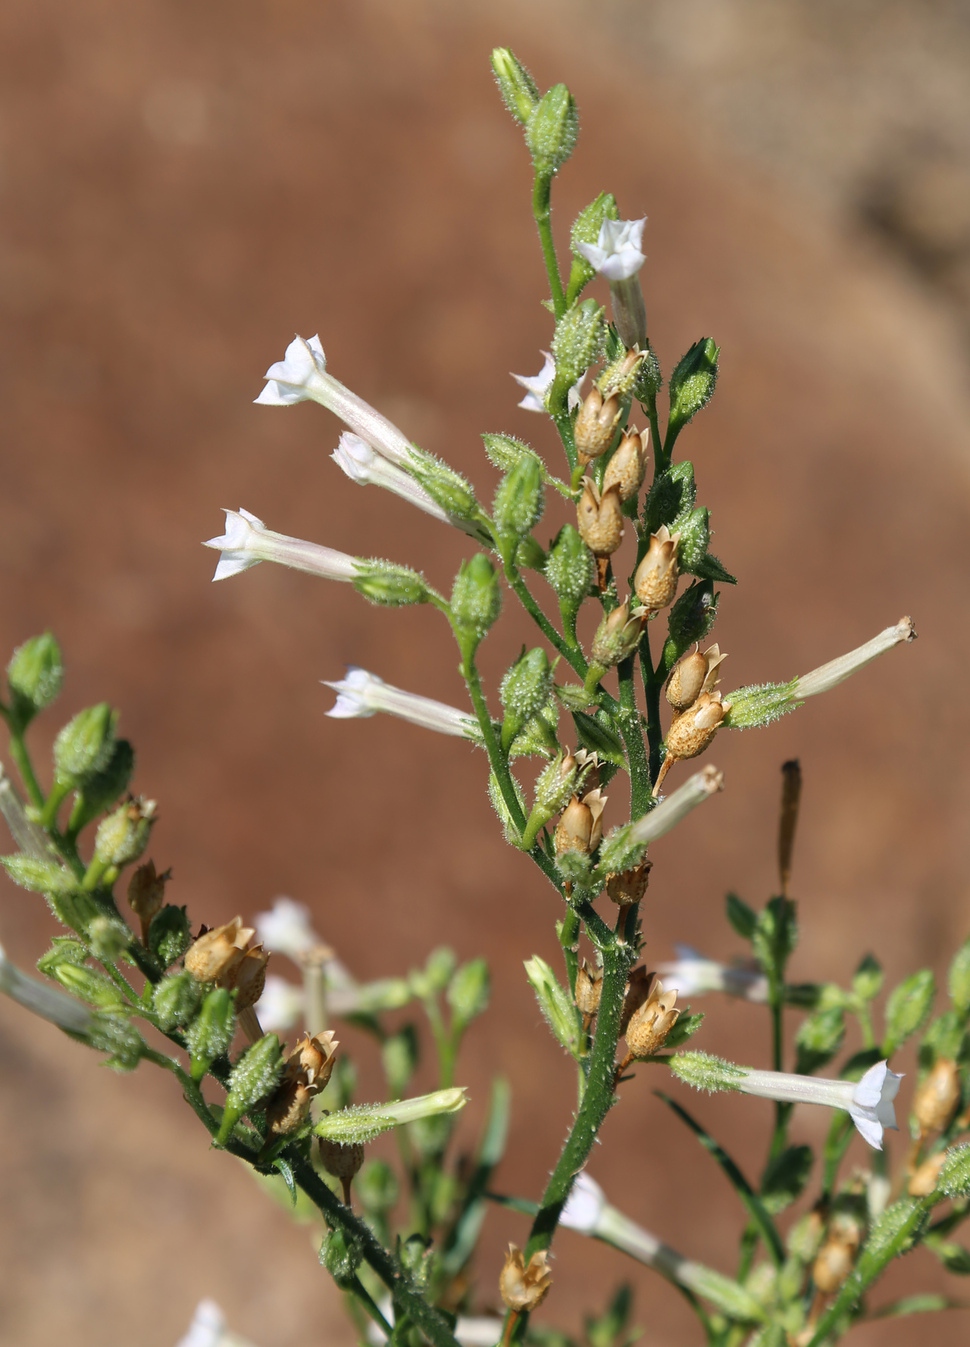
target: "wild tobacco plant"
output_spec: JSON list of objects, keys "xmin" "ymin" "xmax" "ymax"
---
[{"xmin": 2, "ymin": 46, "xmax": 969, "ymax": 1347}]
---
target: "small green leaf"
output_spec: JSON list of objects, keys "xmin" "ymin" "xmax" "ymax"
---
[
  {"xmin": 725, "ymin": 893, "xmax": 757, "ymax": 941},
  {"xmin": 760, "ymin": 1145, "xmax": 813, "ymax": 1214},
  {"xmin": 884, "ymin": 969, "xmax": 935, "ymax": 1055},
  {"xmin": 273, "ymin": 1157, "xmax": 297, "ymax": 1206}
]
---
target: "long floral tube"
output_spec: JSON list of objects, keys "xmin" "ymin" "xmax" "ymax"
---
[
  {"xmin": 331, "ymin": 432, "xmax": 451, "ymax": 522},
  {"xmin": 0, "ymin": 764, "xmax": 49, "ymax": 859},
  {"xmin": 627, "ymin": 766, "xmax": 723, "ymax": 845},
  {"xmin": 655, "ymin": 945, "xmax": 768, "ymax": 1003},
  {"xmin": 255, "ymin": 335, "xmax": 413, "ymax": 468},
  {"xmin": 323, "ymin": 667, "xmax": 478, "ymax": 739},
  {"xmin": 0, "ymin": 942, "xmax": 92, "ymax": 1033},
  {"xmin": 793, "ymin": 617, "xmax": 916, "ymax": 699},
  {"xmin": 203, "ymin": 509, "xmax": 359, "ymax": 583}
]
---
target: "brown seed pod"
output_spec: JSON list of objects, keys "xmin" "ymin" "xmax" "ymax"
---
[
  {"xmin": 576, "ymin": 479, "xmax": 624, "ymax": 556},
  {"xmin": 634, "ymin": 527, "xmax": 679, "ymax": 610}
]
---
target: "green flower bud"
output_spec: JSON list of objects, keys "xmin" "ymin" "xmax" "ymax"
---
[
  {"xmin": 399, "ymin": 1233, "xmax": 436, "ymax": 1289},
  {"xmin": 568, "ymin": 192, "xmax": 619, "ymax": 300},
  {"xmin": 94, "ymin": 796, "xmax": 156, "ymax": 869},
  {"xmin": 53, "ymin": 963, "xmax": 128, "ymax": 1011},
  {"xmin": 644, "ymin": 460, "xmax": 696, "ymax": 535},
  {"xmin": 2, "ymin": 855, "xmax": 75, "ymax": 896},
  {"xmin": 853, "ymin": 954, "xmax": 884, "ymax": 1004},
  {"xmin": 524, "ymin": 955, "xmax": 583, "ymax": 1059},
  {"xmin": 37, "ymin": 937, "xmax": 88, "ymax": 978},
  {"xmin": 490, "ymin": 48, "xmax": 540, "ymax": 125},
  {"xmin": 149, "ymin": 904, "xmax": 192, "ymax": 968},
  {"xmin": 590, "ymin": 602, "xmax": 644, "ymax": 670},
  {"xmin": 86, "ymin": 916, "xmax": 131, "ymax": 963},
  {"xmin": 551, "ymin": 299, "xmax": 607, "ymax": 389},
  {"xmin": 493, "ymin": 455, "xmax": 544, "ymax": 543},
  {"xmin": 884, "ymin": 969, "xmax": 935, "ymax": 1055},
  {"xmin": 318, "ymin": 1227, "xmax": 362, "ymax": 1289},
  {"xmin": 667, "ymin": 1050, "xmax": 745, "ymax": 1093},
  {"xmin": 216, "ymin": 1033, "xmax": 284, "ymax": 1143},
  {"xmin": 545, "ymin": 524, "xmax": 594, "ymax": 624},
  {"xmin": 662, "ymin": 581, "xmax": 719, "ymax": 672},
  {"xmin": 406, "ymin": 448, "xmax": 479, "ymax": 521},
  {"xmin": 668, "ymin": 338, "xmax": 719, "ymax": 435},
  {"xmin": 185, "ymin": 986, "xmax": 235, "ymax": 1081},
  {"xmin": 938, "ymin": 1144, "xmax": 970, "ymax": 1199},
  {"xmin": 153, "ymin": 970, "xmax": 204, "ymax": 1030},
  {"xmin": 447, "ymin": 958, "xmax": 490, "ymax": 1027},
  {"xmin": 482, "ymin": 432, "xmax": 542, "ymax": 476},
  {"xmin": 508, "ymin": 696, "xmax": 559, "ymax": 759},
  {"xmin": 794, "ymin": 1006, "xmax": 845, "ymax": 1075},
  {"xmin": 7, "ymin": 632, "xmax": 63, "ymax": 727},
  {"xmin": 676, "ymin": 506, "xmax": 711, "ymax": 573},
  {"xmin": 525, "ymin": 83, "xmax": 578, "ymax": 177},
  {"xmin": 451, "ymin": 554, "xmax": 501, "ymax": 648},
  {"xmin": 353, "ymin": 560, "xmax": 431, "ymax": 608},
  {"xmin": 69, "ymin": 739, "xmax": 135, "ymax": 833},
  {"xmin": 948, "ymin": 938, "xmax": 970, "ymax": 1017},
  {"xmin": 314, "ymin": 1088, "xmax": 467, "ymax": 1145},
  {"xmin": 633, "ymin": 346, "xmax": 663, "ymax": 402},
  {"xmin": 722, "ymin": 681, "xmax": 799, "ymax": 730},
  {"xmin": 500, "ymin": 648, "xmax": 553, "ymax": 750},
  {"xmin": 82, "ymin": 1011, "xmax": 145, "ymax": 1071},
  {"xmin": 571, "ymin": 709, "xmax": 627, "ymax": 768},
  {"xmin": 53, "ymin": 704, "xmax": 117, "ymax": 790},
  {"xmin": 423, "ymin": 946, "xmax": 458, "ymax": 994},
  {"xmin": 533, "ymin": 751, "xmax": 579, "ymax": 817}
]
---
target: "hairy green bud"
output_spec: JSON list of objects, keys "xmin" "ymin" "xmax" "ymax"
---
[
  {"xmin": 545, "ymin": 524, "xmax": 594, "ymax": 622},
  {"xmin": 662, "ymin": 581, "xmax": 720, "ymax": 671},
  {"xmin": 447, "ymin": 958, "xmax": 490, "ymax": 1027},
  {"xmin": 668, "ymin": 338, "xmax": 719, "ymax": 435},
  {"xmin": 318, "ymin": 1227, "xmax": 363, "ymax": 1289},
  {"xmin": 354, "ymin": 560, "xmax": 432, "ymax": 608},
  {"xmin": 493, "ymin": 455, "xmax": 544, "ymax": 542},
  {"xmin": 185, "ymin": 986, "xmax": 235, "ymax": 1081},
  {"xmin": 37, "ymin": 937, "xmax": 88, "ymax": 978},
  {"xmin": 938, "ymin": 1144, "xmax": 970, "ymax": 1199},
  {"xmin": 568, "ymin": 192, "xmax": 619, "ymax": 300},
  {"xmin": 153, "ymin": 970, "xmax": 204, "ymax": 1031},
  {"xmin": 149, "ymin": 904, "xmax": 192, "ymax": 968},
  {"xmin": 7, "ymin": 632, "xmax": 63, "ymax": 727},
  {"xmin": 314, "ymin": 1088, "xmax": 467, "ymax": 1145},
  {"xmin": 53, "ymin": 704, "xmax": 117, "ymax": 790},
  {"xmin": 70, "ymin": 739, "xmax": 135, "ymax": 833},
  {"xmin": 853, "ymin": 953, "xmax": 885, "ymax": 1004},
  {"xmin": 526, "ymin": 83, "xmax": 578, "ymax": 177},
  {"xmin": 633, "ymin": 346, "xmax": 663, "ymax": 402},
  {"xmin": 644, "ymin": 460, "xmax": 695, "ymax": 535},
  {"xmin": 590, "ymin": 602, "xmax": 644, "ymax": 671},
  {"xmin": 53, "ymin": 962, "xmax": 128, "ymax": 1011},
  {"xmin": 81, "ymin": 1011, "xmax": 145, "ymax": 1071},
  {"xmin": 216, "ymin": 1033, "xmax": 284, "ymax": 1143},
  {"xmin": 451, "ymin": 554, "xmax": 501, "ymax": 648},
  {"xmin": 500, "ymin": 648, "xmax": 553, "ymax": 750},
  {"xmin": 552, "ymin": 299, "xmax": 607, "ymax": 389},
  {"xmin": 488, "ymin": 771, "xmax": 525, "ymax": 846},
  {"xmin": 534, "ymin": 751, "xmax": 579, "ymax": 818},
  {"xmin": 884, "ymin": 969, "xmax": 935, "ymax": 1055},
  {"xmin": 490, "ymin": 48, "xmax": 540, "ymax": 125},
  {"xmin": 406, "ymin": 448, "xmax": 479, "ymax": 521},
  {"xmin": 86, "ymin": 916, "xmax": 131, "ymax": 963},
  {"xmin": 676, "ymin": 507, "xmax": 711, "ymax": 573},
  {"xmin": 524, "ymin": 955, "xmax": 583, "ymax": 1059},
  {"xmin": 94, "ymin": 797, "xmax": 156, "ymax": 869},
  {"xmin": 668, "ymin": 1050, "xmax": 745, "ymax": 1093},
  {"xmin": 2, "ymin": 855, "xmax": 75, "ymax": 896}
]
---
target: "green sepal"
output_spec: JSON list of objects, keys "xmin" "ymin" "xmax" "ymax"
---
[
  {"xmin": 490, "ymin": 48, "xmax": 540, "ymax": 126},
  {"xmin": 313, "ymin": 1088, "xmax": 467, "ymax": 1145},
  {"xmin": 493, "ymin": 454, "xmax": 544, "ymax": 546},
  {"xmin": 570, "ymin": 709, "xmax": 627, "ymax": 768},
  {"xmin": 2, "ymin": 854, "xmax": 75, "ymax": 895},
  {"xmin": 186, "ymin": 987, "xmax": 235, "ymax": 1081},
  {"xmin": 725, "ymin": 892, "xmax": 757, "ymax": 941},
  {"xmin": 552, "ymin": 298, "xmax": 607, "ymax": 389},
  {"xmin": 883, "ymin": 969, "xmax": 935, "ymax": 1055},
  {"xmin": 723, "ymin": 680, "xmax": 800, "ymax": 730},
  {"xmin": 500, "ymin": 648, "xmax": 553, "ymax": 751},
  {"xmin": 148, "ymin": 904, "xmax": 192, "ymax": 968},
  {"xmin": 68, "ymin": 739, "xmax": 135, "ymax": 834},
  {"xmin": 86, "ymin": 916, "xmax": 132, "ymax": 962},
  {"xmin": 593, "ymin": 822, "xmax": 646, "ymax": 881},
  {"xmin": 663, "ymin": 1011, "xmax": 704, "ymax": 1050},
  {"xmin": 405, "ymin": 448, "xmax": 479, "ymax": 521},
  {"xmin": 643, "ymin": 460, "xmax": 695, "ymax": 536},
  {"xmin": 216, "ymin": 1033, "xmax": 284, "ymax": 1144},
  {"xmin": 487, "ymin": 771, "xmax": 524, "ymax": 846},
  {"xmin": 53, "ymin": 703, "xmax": 117, "ymax": 790},
  {"xmin": 545, "ymin": 523, "xmax": 595, "ymax": 620},
  {"xmin": 53, "ymin": 962, "xmax": 129, "ymax": 1011},
  {"xmin": 692, "ymin": 552, "xmax": 737, "ymax": 584},
  {"xmin": 938, "ymin": 1144, "xmax": 970, "ymax": 1199},
  {"xmin": 451, "ymin": 554, "xmax": 501, "ymax": 648},
  {"xmin": 37, "ymin": 937, "xmax": 89, "ymax": 977},
  {"xmin": 633, "ymin": 346, "xmax": 663, "ymax": 402},
  {"xmin": 667, "ymin": 1050, "xmax": 745, "ymax": 1093},
  {"xmin": 318, "ymin": 1226, "xmax": 363, "ymax": 1290},
  {"xmin": 94, "ymin": 797, "xmax": 155, "ymax": 868},
  {"xmin": 662, "ymin": 580, "xmax": 720, "ymax": 671},
  {"xmin": 153, "ymin": 970, "xmax": 204, "ymax": 1031},
  {"xmin": 78, "ymin": 1010, "xmax": 146, "ymax": 1071},
  {"xmin": 481, "ymin": 433, "xmax": 569, "ymax": 497},
  {"xmin": 752, "ymin": 896, "xmax": 798, "ymax": 976},
  {"xmin": 447, "ymin": 958, "xmax": 490, "ymax": 1028},
  {"xmin": 353, "ymin": 560, "xmax": 432, "ymax": 608},
  {"xmin": 525, "ymin": 82, "xmax": 579, "ymax": 177},
  {"xmin": 524, "ymin": 955, "xmax": 584, "ymax": 1059},
  {"xmin": 667, "ymin": 337, "xmax": 719, "ymax": 436},
  {"xmin": 567, "ymin": 191, "xmax": 618, "ymax": 302},
  {"xmin": 676, "ymin": 507, "xmax": 711, "ymax": 573},
  {"xmin": 6, "ymin": 632, "xmax": 63, "ymax": 728}
]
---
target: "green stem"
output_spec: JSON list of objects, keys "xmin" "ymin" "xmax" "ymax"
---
[
  {"xmin": 638, "ymin": 627, "xmax": 665, "ymax": 787},
  {"xmin": 533, "ymin": 173, "xmax": 565, "ymax": 320},
  {"xmin": 503, "ymin": 561, "xmax": 587, "ymax": 679},
  {"xmin": 292, "ymin": 1157, "xmax": 462, "ymax": 1347},
  {"xmin": 81, "ymin": 855, "xmax": 110, "ymax": 892},
  {"xmin": 558, "ymin": 908, "xmax": 581, "ymax": 996},
  {"xmin": 617, "ymin": 656, "xmax": 652, "ymax": 817},
  {"xmin": 347, "ymin": 1277, "xmax": 394, "ymax": 1336},
  {"xmin": 7, "ymin": 732, "xmax": 45, "ymax": 811}
]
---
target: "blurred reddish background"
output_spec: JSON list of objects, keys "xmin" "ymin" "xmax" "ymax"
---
[{"xmin": 1, "ymin": 1, "xmax": 969, "ymax": 1344}]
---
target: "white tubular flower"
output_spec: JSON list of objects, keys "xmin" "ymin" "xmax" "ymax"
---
[
  {"xmin": 560, "ymin": 1170, "xmax": 609, "ymax": 1234},
  {"xmin": 254, "ymin": 896, "xmax": 322, "ymax": 960},
  {"xmin": 203, "ymin": 508, "xmax": 358, "ymax": 583},
  {"xmin": 576, "ymin": 217, "xmax": 647, "ymax": 281},
  {"xmin": 366, "ymin": 1304, "xmax": 502, "ymax": 1347},
  {"xmin": 0, "ymin": 941, "xmax": 92, "ymax": 1033},
  {"xmin": 656, "ymin": 945, "xmax": 768, "ymax": 1003},
  {"xmin": 176, "ymin": 1299, "xmax": 257, "ymax": 1347},
  {"xmin": 332, "ymin": 431, "xmax": 452, "ymax": 523},
  {"xmin": 323, "ymin": 667, "xmax": 478, "ymax": 740},
  {"xmin": 737, "ymin": 1060, "xmax": 903, "ymax": 1150},
  {"xmin": 793, "ymin": 617, "xmax": 916, "ymax": 699},
  {"xmin": 254, "ymin": 975, "xmax": 305, "ymax": 1034},
  {"xmin": 255, "ymin": 334, "xmax": 413, "ymax": 467},
  {"xmin": 511, "ymin": 351, "xmax": 584, "ymax": 413}
]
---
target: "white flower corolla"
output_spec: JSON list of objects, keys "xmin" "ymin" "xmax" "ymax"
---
[
  {"xmin": 203, "ymin": 508, "xmax": 358, "ymax": 583},
  {"xmin": 254, "ymin": 974, "xmax": 305, "ymax": 1034},
  {"xmin": 560, "ymin": 1170, "xmax": 608, "ymax": 1235},
  {"xmin": 175, "ymin": 1299, "xmax": 256, "ymax": 1347},
  {"xmin": 0, "ymin": 941, "xmax": 92, "ymax": 1033},
  {"xmin": 511, "ymin": 351, "xmax": 585, "ymax": 413},
  {"xmin": 255, "ymin": 334, "xmax": 413, "ymax": 467},
  {"xmin": 332, "ymin": 432, "xmax": 452, "ymax": 523},
  {"xmin": 576, "ymin": 217, "xmax": 647, "ymax": 282},
  {"xmin": 254, "ymin": 897, "xmax": 321, "ymax": 960},
  {"xmin": 655, "ymin": 945, "xmax": 768, "ymax": 1003},
  {"xmin": 323, "ymin": 667, "xmax": 478, "ymax": 740},
  {"xmin": 737, "ymin": 1060, "xmax": 903, "ymax": 1150},
  {"xmin": 793, "ymin": 617, "xmax": 916, "ymax": 699}
]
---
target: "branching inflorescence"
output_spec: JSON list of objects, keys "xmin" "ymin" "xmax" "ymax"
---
[{"xmin": 0, "ymin": 45, "xmax": 968, "ymax": 1347}]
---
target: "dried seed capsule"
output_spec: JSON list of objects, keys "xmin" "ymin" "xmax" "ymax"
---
[
  {"xmin": 603, "ymin": 427, "xmax": 649, "ymax": 503},
  {"xmin": 625, "ymin": 978, "xmax": 679, "ymax": 1058},
  {"xmin": 908, "ymin": 1151, "xmax": 947, "ymax": 1197},
  {"xmin": 574, "ymin": 959, "xmax": 603, "ymax": 1016},
  {"xmin": 499, "ymin": 1245, "xmax": 552, "ymax": 1313},
  {"xmin": 634, "ymin": 527, "xmax": 679, "ymax": 611},
  {"xmin": 184, "ymin": 917, "xmax": 254, "ymax": 984},
  {"xmin": 576, "ymin": 479, "xmax": 624, "ymax": 557},
  {"xmin": 606, "ymin": 860, "xmax": 652, "ymax": 907},
  {"xmin": 914, "ymin": 1057, "xmax": 962, "ymax": 1136},
  {"xmin": 574, "ymin": 387, "xmax": 622, "ymax": 463},
  {"xmin": 665, "ymin": 691, "xmax": 727, "ymax": 762}
]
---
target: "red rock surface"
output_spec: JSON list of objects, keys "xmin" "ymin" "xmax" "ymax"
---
[{"xmin": 1, "ymin": 2, "xmax": 969, "ymax": 1344}]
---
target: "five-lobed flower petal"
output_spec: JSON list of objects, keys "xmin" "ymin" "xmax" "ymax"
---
[
  {"xmin": 575, "ymin": 217, "xmax": 647, "ymax": 282},
  {"xmin": 203, "ymin": 508, "xmax": 358, "ymax": 583}
]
